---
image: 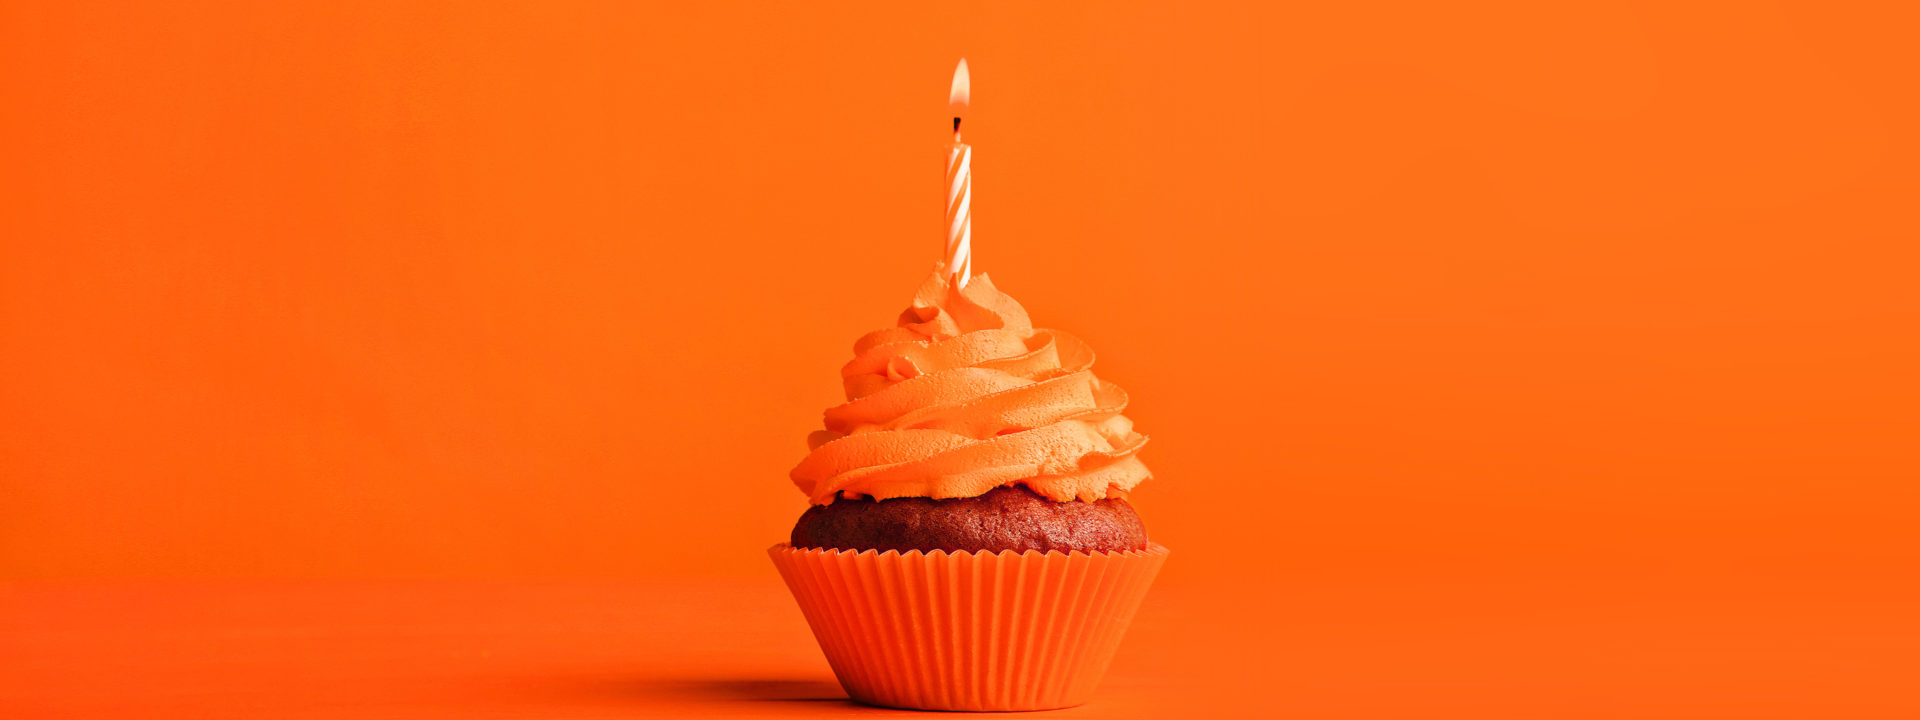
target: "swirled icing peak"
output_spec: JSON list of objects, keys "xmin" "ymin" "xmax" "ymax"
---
[{"xmin": 791, "ymin": 264, "xmax": 1150, "ymax": 505}]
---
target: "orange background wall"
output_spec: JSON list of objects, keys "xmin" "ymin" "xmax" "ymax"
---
[{"xmin": 2, "ymin": 1, "xmax": 1915, "ymax": 595}]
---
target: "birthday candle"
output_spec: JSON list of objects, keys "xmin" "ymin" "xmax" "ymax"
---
[{"xmin": 946, "ymin": 59, "xmax": 972, "ymax": 288}]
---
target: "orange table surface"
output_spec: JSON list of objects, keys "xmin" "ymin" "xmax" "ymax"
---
[{"xmin": 4, "ymin": 575, "xmax": 1915, "ymax": 719}]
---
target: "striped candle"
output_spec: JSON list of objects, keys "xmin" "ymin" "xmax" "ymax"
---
[{"xmin": 946, "ymin": 59, "xmax": 972, "ymax": 288}]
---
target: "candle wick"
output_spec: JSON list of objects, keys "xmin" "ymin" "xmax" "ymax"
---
[{"xmin": 953, "ymin": 117, "xmax": 962, "ymax": 133}]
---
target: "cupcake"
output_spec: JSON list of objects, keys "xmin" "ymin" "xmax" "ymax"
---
[{"xmin": 770, "ymin": 264, "xmax": 1168, "ymax": 712}]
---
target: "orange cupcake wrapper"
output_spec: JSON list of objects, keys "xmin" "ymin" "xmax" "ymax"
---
[{"xmin": 769, "ymin": 543, "xmax": 1169, "ymax": 712}]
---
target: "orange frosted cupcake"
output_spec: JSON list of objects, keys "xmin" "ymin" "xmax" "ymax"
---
[{"xmin": 770, "ymin": 264, "xmax": 1168, "ymax": 712}]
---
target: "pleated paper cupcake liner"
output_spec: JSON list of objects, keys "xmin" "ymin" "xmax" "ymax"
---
[{"xmin": 769, "ymin": 543, "xmax": 1169, "ymax": 712}]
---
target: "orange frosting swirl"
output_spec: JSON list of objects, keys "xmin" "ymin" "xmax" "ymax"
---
[{"xmin": 792, "ymin": 265, "xmax": 1150, "ymax": 505}]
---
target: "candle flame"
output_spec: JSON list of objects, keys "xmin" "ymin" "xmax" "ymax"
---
[{"xmin": 949, "ymin": 58, "xmax": 970, "ymax": 113}]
